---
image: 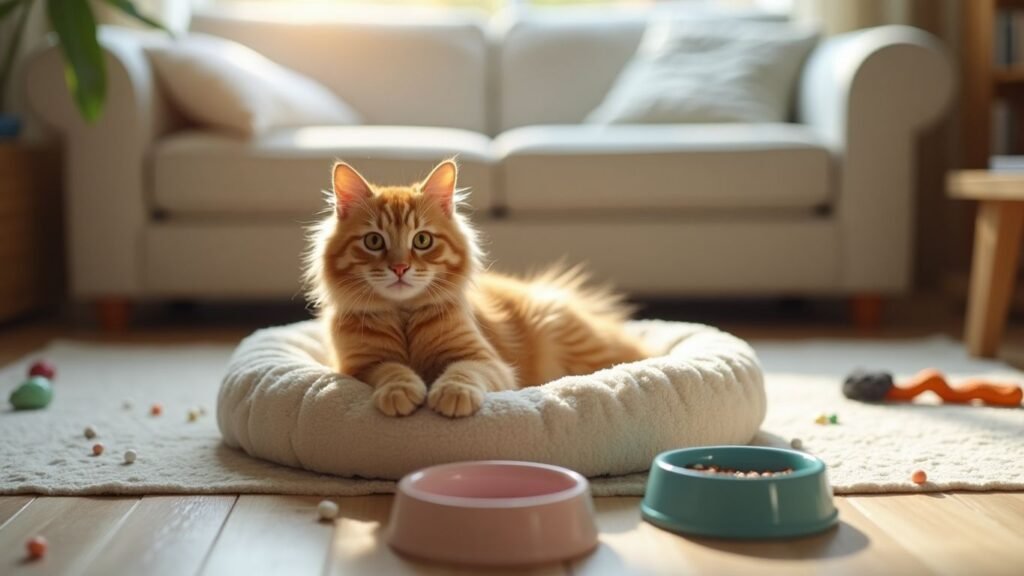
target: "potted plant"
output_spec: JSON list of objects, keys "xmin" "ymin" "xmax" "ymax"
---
[{"xmin": 0, "ymin": 0, "xmax": 169, "ymax": 138}]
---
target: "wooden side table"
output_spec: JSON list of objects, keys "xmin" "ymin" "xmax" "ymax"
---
[{"xmin": 949, "ymin": 169, "xmax": 1024, "ymax": 357}]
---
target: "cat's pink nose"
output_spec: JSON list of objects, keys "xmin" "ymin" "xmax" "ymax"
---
[{"xmin": 390, "ymin": 263, "xmax": 410, "ymax": 277}]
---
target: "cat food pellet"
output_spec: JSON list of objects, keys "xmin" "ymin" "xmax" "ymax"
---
[
  {"xmin": 84, "ymin": 426, "xmax": 97, "ymax": 439},
  {"xmin": 686, "ymin": 464, "xmax": 794, "ymax": 478},
  {"xmin": 28, "ymin": 360, "xmax": 56, "ymax": 380},
  {"xmin": 317, "ymin": 500, "xmax": 339, "ymax": 521},
  {"xmin": 124, "ymin": 449, "xmax": 137, "ymax": 464},
  {"xmin": 26, "ymin": 536, "xmax": 47, "ymax": 559},
  {"xmin": 150, "ymin": 404, "xmax": 163, "ymax": 416},
  {"xmin": 187, "ymin": 409, "xmax": 199, "ymax": 422},
  {"xmin": 828, "ymin": 413, "xmax": 839, "ymax": 424},
  {"xmin": 814, "ymin": 414, "xmax": 828, "ymax": 425},
  {"xmin": 790, "ymin": 438, "xmax": 803, "ymax": 450},
  {"xmin": 92, "ymin": 443, "xmax": 104, "ymax": 456},
  {"xmin": 912, "ymin": 469, "xmax": 927, "ymax": 484}
]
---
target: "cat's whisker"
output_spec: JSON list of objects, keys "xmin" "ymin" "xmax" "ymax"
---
[
  {"xmin": 336, "ymin": 285, "xmax": 373, "ymax": 321},
  {"xmin": 426, "ymin": 276, "xmax": 464, "ymax": 299},
  {"xmin": 423, "ymin": 283, "xmax": 452, "ymax": 327},
  {"xmin": 330, "ymin": 284, "xmax": 364, "ymax": 310},
  {"xmin": 353, "ymin": 284, "xmax": 376, "ymax": 337}
]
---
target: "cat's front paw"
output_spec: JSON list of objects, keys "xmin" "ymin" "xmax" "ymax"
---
[
  {"xmin": 428, "ymin": 381, "xmax": 484, "ymax": 418},
  {"xmin": 372, "ymin": 379, "xmax": 427, "ymax": 417}
]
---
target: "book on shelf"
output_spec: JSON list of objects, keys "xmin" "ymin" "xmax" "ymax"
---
[{"xmin": 994, "ymin": 10, "xmax": 1019, "ymax": 155}]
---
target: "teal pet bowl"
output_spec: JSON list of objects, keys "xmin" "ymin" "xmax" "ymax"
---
[{"xmin": 641, "ymin": 446, "xmax": 838, "ymax": 539}]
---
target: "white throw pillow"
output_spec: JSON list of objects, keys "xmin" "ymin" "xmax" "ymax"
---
[
  {"xmin": 147, "ymin": 34, "xmax": 361, "ymax": 137},
  {"xmin": 586, "ymin": 18, "xmax": 818, "ymax": 125}
]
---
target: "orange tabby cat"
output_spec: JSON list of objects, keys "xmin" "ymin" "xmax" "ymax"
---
[{"xmin": 306, "ymin": 160, "xmax": 647, "ymax": 418}]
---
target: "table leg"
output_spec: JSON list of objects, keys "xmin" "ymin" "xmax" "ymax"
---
[{"xmin": 965, "ymin": 201, "xmax": 1024, "ymax": 357}]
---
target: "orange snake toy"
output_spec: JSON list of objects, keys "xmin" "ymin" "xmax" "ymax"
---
[{"xmin": 843, "ymin": 369, "xmax": 1023, "ymax": 407}]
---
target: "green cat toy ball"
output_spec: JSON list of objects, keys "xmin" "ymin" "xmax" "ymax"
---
[{"xmin": 10, "ymin": 376, "xmax": 53, "ymax": 410}]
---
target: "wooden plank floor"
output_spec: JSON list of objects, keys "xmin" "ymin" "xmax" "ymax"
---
[{"xmin": 2, "ymin": 493, "xmax": 1023, "ymax": 575}]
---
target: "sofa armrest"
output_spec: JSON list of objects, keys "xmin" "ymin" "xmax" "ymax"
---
[
  {"xmin": 797, "ymin": 25, "xmax": 953, "ymax": 292},
  {"xmin": 25, "ymin": 26, "xmax": 177, "ymax": 299}
]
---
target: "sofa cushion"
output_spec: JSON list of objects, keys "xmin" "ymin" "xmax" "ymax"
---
[
  {"xmin": 153, "ymin": 126, "xmax": 494, "ymax": 217},
  {"xmin": 498, "ymin": 7, "xmax": 787, "ymax": 132},
  {"xmin": 190, "ymin": 10, "xmax": 489, "ymax": 133},
  {"xmin": 493, "ymin": 124, "xmax": 831, "ymax": 212},
  {"xmin": 586, "ymin": 19, "xmax": 818, "ymax": 125},
  {"xmin": 147, "ymin": 33, "xmax": 361, "ymax": 138}
]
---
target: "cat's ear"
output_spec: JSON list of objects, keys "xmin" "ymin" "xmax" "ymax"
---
[
  {"xmin": 421, "ymin": 160, "xmax": 458, "ymax": 217},
  {"xmin": 332, "ymin": 162, "xmax": 373, "ymax": 219}
]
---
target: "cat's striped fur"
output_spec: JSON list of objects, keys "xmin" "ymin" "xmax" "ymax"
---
[{"xmin": 306, "ymin": 160, "xmax": 647, "ymax": 417}]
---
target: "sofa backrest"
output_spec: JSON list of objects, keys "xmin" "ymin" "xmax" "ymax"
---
[
  {"xmin": 497, "ymin": 10, "xmax": 647, "ymax": 132},
  {"xmin": 496, "ymin": 7, "xmax": 791, "ymax": 132},
  {"xmin": 190, "ymin": 8, "xmax": 490, "ymax": 133},
  {"xmin": 188, "ymin": 6, "xmax": 789, "ymax": 135}
]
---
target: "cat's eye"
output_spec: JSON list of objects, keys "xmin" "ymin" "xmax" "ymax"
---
[
  {"xmin": 363, "ymin": 232, "xmax": 385, "ymax": 251},
  {"xmin": 412, "ymin": 231, "xmax": 433, "ymax": 250}
]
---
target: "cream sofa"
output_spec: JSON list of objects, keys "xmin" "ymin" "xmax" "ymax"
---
[{"xmin": 25, "ymin": 8, "xmax": 953, "ymax": 322}]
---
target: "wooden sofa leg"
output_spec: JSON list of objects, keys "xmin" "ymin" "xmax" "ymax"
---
[
  {"xmin": 850, "ymin": 294, "xmax": 883, "ymax": 331},
  {"xmin": 96, "ymin": 298, "xmax": 132, "ymax": 332}
]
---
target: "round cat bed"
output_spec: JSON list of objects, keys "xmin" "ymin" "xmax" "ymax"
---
[{"xmin": 217, "ymin": 320, "xmax": 766, "ymax": 479}]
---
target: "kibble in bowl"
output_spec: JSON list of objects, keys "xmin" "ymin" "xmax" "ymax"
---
[
  {"xmin": 686, "ymin": 463, "xmax": 794, "ymax": 478},
  {"xmin": 642, "ymin": 446, "xmax": 837, "ymax": 539}
]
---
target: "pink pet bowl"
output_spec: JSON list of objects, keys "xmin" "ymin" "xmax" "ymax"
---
[{"xmin": 387, "ymin": 461, "xmax": 599, "ymax": 567}]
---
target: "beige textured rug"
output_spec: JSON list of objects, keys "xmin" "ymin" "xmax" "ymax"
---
[{"xmin": 1, "ymin": 336, "xmax": 1022, "ymax": 496}]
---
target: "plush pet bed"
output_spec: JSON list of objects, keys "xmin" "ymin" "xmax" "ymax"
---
[{"xmin": 217, "ymin": 320, "xmax": 766, "ymax": 479}]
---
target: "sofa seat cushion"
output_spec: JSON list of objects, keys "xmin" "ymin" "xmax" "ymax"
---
[
  {"xmin": 493, "ymin": 124, "xmax": 831, "ymax": 212},
  {"xmin": 153, "ymin": 126, "xmax": 495, "ymax": 217}
]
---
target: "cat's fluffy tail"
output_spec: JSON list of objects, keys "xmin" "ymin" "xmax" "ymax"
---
[{"xmin": 525, "ymin": 260, "xmax": 637, "ymax": 324}]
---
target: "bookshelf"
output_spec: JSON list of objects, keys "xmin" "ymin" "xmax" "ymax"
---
[{"xmin": 962, "ymin": 0, "xmax": 1024, "ymax": 168}]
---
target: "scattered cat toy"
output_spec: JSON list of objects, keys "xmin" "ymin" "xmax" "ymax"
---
[
  {"xmin": 843, "ymin": 368, "xmax": 1023, "ymax": 407},
  {"xmin": 9, "ymin": 360, "xmax": 56, "ymax": 410}
]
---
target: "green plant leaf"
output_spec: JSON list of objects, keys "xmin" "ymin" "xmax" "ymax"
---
[
  {"xmin": 102, "ymin": 0, "xmax": 171, "ymax": 34},
  {"xmin": 0, "ymin": 0, "xmax": 25, "ymax": 20},
  {"xmin": 47, "ymin": 0, "xmax": 105, "ymax": 122},
  {"xmin": 0, "ymin": 0, "xmax": 30, "ymax": 111}
]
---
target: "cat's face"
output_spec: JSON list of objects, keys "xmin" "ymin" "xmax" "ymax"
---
[{"xmin": 311, "ymin": 161, "xmax": 478, "ymax": 310}]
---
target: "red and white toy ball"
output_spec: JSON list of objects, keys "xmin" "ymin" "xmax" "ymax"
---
[{"xmin": 28, "ymin": 360, "xmax": 56, "ymax": 380}]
